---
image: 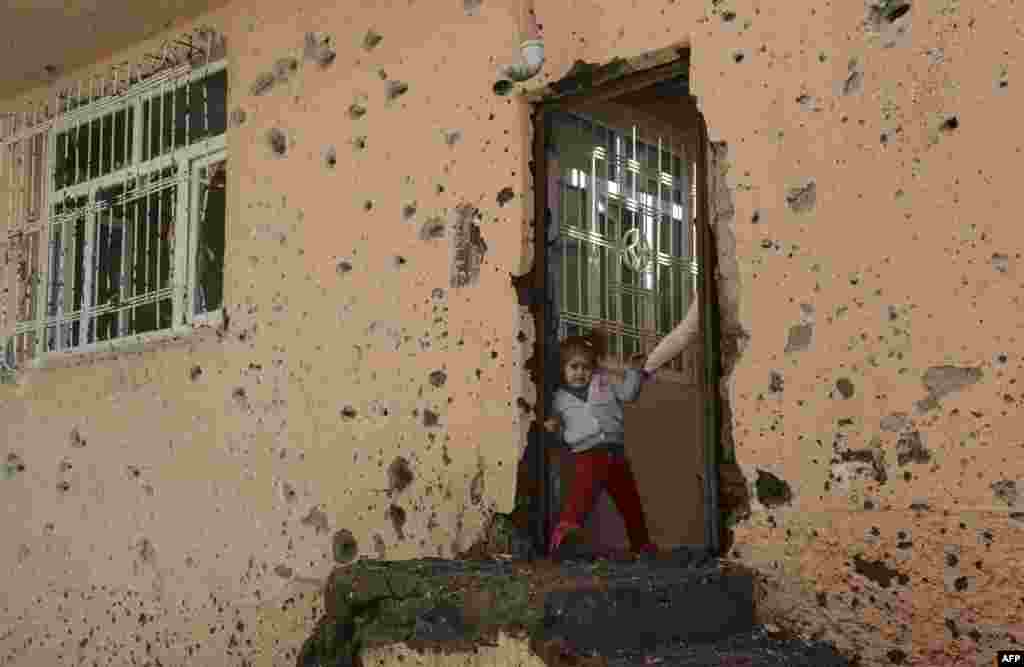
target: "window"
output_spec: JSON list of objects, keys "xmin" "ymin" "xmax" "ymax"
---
[
  {"xmin": 3, "ymin": 61, "xmax": 227, "ymax": 366},
  {"xmin": 548, "ymin": 110, "xmax": 699, "ymax": 377}
]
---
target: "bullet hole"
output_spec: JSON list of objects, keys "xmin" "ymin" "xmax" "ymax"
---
[
  {"xmin": 842, "ymin": 60, "xmax": 863, "ymax": 96},
  {"xmin": 273, "ymin": 57, "xmax": 299, "ymax": 83},
  {"xmin": 378, "ymin": 68, "xmax": 388, "ymax": 80},
  {"xmin": 386, "ymin": 504, "xmax": 407, "ymax": 539},
  {"xmin": 887, "ymin": 649, "xmax": 908, "ymax": 664},
  {"xmin": 755, "ymin": 470, "xmax": 792, "ymax": 507},
  {"xmin": 785, "ymin": 180, "xmax": 817, "ymax": 213},
  {"xmin": 516, "ymin": 331, "xmax": 527, "ymax": 343},
  {"xmin": 272, "ymin": 564, "xmax": 294, "ymax": 579},
  {"xmin": 250, "ymin": 72, "xmax": 276, "ymax": 96},
  {"xmin": 751, "ymin": 210, "xmax": 760, "ymax": 224},
  {"xmin": 43, "ymin": 64, "xmax": 59, "ymax": 76},
  {"xmin": 784, "ymin": 323, "xmax": 813, "ymax": 353},
  {"xmin": 496, "ymin": 187, "xmax": 515, "ymax": 207},
  {"xmin": 70, "ymin": 427, "xmax": 87, "ymax": 448},
  {"xmin": 732, "ymin": 51, "xmax": 745, "ymax": 63},
  {"xmin": 332, "ymin": 529, "xmax": 359, "ymax": 563},
  {"xmin": 403, "ymin": 202, "xmax": 418, "ymax": 220},
  {"xmin": 3, "ymin": 453, "xmax": 25, "ymax": 479},
  {"xmin": 385, "ymin": 81, "xmax": 409, "ymax": 101},
  {"xmin": 992, "ymin": 480, "xmax": 1018, "ymax": 506},
  {"xmin": 853, "ymin": 555, "xmax": 908, "ymax": 588},
  {"xmin": 321, "ymin": 146, "xmax": 337, "ymax": 169},
  {"xmin": 363, "ymin": 29, "xmax": 383, "ymax": 51},
  {"xmin": 394, "ymin": 255, "xmax": 407, "ymax": 267},
  {"xmin": 348, "ymin": 103, "xmax": 367, "ymax": 120},
  {"xmin": 267, "ymin": 128, "xmax": 287, "ymax": 156},
  {"xmin": 304, "ymin": 32, "xmax": 336, "ymax": 67},
  {"xmin": 464, "ymin": 0, "xmax": 483, "ymax": 15},
  {"xmin": 443, "ymin": 130, "xmax": 462, "ymax": 146},
  {"xmin": 280, "ymin": 480, "xmax": 298, "ymax": 503},
  {"xmin": 954, "ymin": 576, "xmax": 969, "ymax": 592},
  {"xmin": 836, "ymin": 378, "xmax": 855, "ymax": 399},
  {"xmin": 373, "ymin": 534, "xmax": 387, "ymax": 558},
  {"xmin": 336, "ymin": 259, "xmax": 353, "ymax": 275},
  {"xmin": 232, "ymin": 387, "xmax": 247, "ymax": 406},
  {"xmin": 939, "ymin": 115, "xmax": 959, "ymax": 133},
  {"xmin": 923, "ymin": 365, "xmax": 983, "ymax": 401},
  {"xmin": 340, "ymin": 405, "xmax": 358, "ymax": 420},
  {"xmin": 301, "ymin": 506, "xmax": 330, "ymax": 534},
  {"xmin": 721, "ymin": 10, "xmax": 737, "ymax": 21},
  {"xmin": 992, "ymin": 252, "xmax": 1010, "ymax": 273},
  {"xmin": 896, "ymin": 430, "xmax": 930, "ymax": 466},
  {"xmin": 768, "ymin": 371, "xmax": 784, "ymax": 393},
  {"xmin": 189, "ymin": 364, "xmax": 203, "ymax": 381},
  {"xmin": 429, "ymin": 370, "xmax": 447, "ymax": 387},
  {"xmin": 863, "ymin": 499, "xmax": 875, "ymax": 510},
  {"xmin": 137, "ymin": 538, "xmax": 157, "ymax": 565},
  {"xmin": 493, "ymin": 80, "xmax": 514, "ymax": 96},
  {"xmin": 387, "ymin": 457, "xmax": 414, "ymax": 494},
  {"xmin": 364, "ymin": 200, "xmax": 374, "ymax": 211},
  {"xmin": 420, "ymin": 217, "xmax": 446, "ymax": 241},
  {"xmin": 230, "ymin": 108, "xmax": 247, "ymax": 127},
  {"xmin": 423, "ymin": 409, "xmax": 439, "ymax": 427}
]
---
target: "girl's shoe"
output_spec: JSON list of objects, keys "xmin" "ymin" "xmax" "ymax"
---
[{"xmin": 551, "ymin": 526, "xmax": 587, "ymax": 561}]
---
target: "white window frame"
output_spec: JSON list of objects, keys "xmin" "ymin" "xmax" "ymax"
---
[{"xmin": 5, "ymin": 59, "xmax": 228, "ymax": 368}]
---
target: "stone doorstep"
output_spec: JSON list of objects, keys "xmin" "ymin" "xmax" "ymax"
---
[
  {"xmin": 297, "ymin": 552, "xmax": 758, "ymax": 667},
  {"xmin": 538, "ymin": 567, "xmax": 756, "ymax": 652}
]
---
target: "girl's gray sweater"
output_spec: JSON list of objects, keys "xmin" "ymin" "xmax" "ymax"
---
[{"xmin": 552, "ymin": 368, "xmax": 649, "ymax": 454}]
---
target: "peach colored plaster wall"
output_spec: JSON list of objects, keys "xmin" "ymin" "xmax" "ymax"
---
[{"xmin": 1, "ymin": 1, "xmax": 1023, "ymax": 666}]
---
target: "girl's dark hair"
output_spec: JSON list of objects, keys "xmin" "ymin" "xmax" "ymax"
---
[{"xmin": 559, "ymin": 328, "xmax": 608, "ymax": 379}]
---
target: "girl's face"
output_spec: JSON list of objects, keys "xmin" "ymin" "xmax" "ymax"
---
[{"xmin": 563, "ymin": 353, "xmax": 594, "ymax": 388}]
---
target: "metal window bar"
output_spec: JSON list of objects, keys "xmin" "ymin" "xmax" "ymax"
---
[
  {"xmin": 41, "ymin": 74, "xmax": 222, "ymax": 351},
  {"xmin": 554, "ymin": 111, "xmax": 697, "ymax": 377},
  {"xmin": 2, "ymin": 30, "xmax": 226, "ymax": 360}
]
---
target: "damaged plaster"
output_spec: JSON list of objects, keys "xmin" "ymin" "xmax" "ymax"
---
[{"xmin": 0, "ymin": 0, "xmax": 1022, "ymax": 666}]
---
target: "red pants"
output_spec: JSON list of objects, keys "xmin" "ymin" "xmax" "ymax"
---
[{"xmin": 551, "ymin": 449, "xmax": 655, "ymax": 554}]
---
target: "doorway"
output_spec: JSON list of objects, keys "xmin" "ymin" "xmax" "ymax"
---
[{"xmin": 526, "ymin": 53, "xmax": 721, "ymax": 557}]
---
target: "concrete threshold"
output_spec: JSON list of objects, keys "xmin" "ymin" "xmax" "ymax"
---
[{"xmin": 296, "ymin": 548, "xmax": 851, "ymax": 667}]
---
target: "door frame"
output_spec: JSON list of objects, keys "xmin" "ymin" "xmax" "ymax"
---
[{"xmin": 526, "ymin": 51, "xmax": 723, "ymax": 556}]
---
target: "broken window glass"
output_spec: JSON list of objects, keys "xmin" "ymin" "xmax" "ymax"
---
[{"xmin": 193, "ymin": 160, "xmax": 226, "ymax": 315}]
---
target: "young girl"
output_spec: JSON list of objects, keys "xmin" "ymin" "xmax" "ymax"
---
[{"xmin": 543, "ymin": 329, "xmax": 658, "ymax": 559}]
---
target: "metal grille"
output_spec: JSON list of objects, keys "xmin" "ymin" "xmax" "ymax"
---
[
  {"xmin": 550, "ymin": 111, "xmax": 699, "ymax": 378},
  {"xmin": 2, "ymin": 31, "xmax": 227, "ymax": 366}
]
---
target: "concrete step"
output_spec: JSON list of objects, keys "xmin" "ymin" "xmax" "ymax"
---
[
  {"xmin": 578, "ymin": 627, "xmax": 853, "ymax": 666},
  {"xmin": 538, "ymin": 557, "xmax": 755, "ymax": 651},
  {"xmin": 297, "ymin": 548, "xmax": 800, "ymax": 667}
]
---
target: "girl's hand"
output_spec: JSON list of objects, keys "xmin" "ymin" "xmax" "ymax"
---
[{"xmin": 543, "ymin": 416, "xmax": 561, "ymax": 433}]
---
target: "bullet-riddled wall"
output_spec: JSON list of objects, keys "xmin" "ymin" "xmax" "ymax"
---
[{"xmin": 1, "ymin": 1, "xmax": 1023, "ymax": 666}]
